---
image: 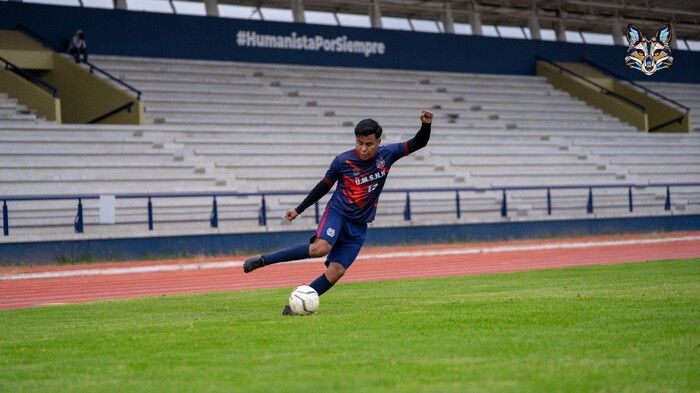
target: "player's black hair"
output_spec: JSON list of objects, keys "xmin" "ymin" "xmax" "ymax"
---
[{"xmin": 354, "ymin": 118, "xmax": 382, "ymax": 139}]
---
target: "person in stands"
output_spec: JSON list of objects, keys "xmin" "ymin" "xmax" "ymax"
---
[{"xmin": 68, "ymin": 30, "xmax": 88, "ymax": 64}]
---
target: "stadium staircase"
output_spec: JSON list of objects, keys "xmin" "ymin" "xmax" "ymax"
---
[
  {"xmin": 1, "ymin": 55, "xmax": 699, "ymax": 241},
  {"xmin": 0, "ymin": 92, "xmax": 42, "ymax": 122}
]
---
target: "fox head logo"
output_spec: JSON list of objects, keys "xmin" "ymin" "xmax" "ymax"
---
[{"xmin": 625, "ymin": 24, "xmax": 673, "ymax": 75}]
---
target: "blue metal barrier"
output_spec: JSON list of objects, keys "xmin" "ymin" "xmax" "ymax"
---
[
  {"xmin": 74, "ymin": 198, "xmax": 83, "ymax": 233},
  {"xmin": 210, "ymin": 196, "xmax": 218, "ymax": 229},
  {"xmin": 147, "ymin": 197, "xmax": 153, "ymax": 231},
  {"xmin": 455, "ymin": 191, "xmax": 461, "ymax": 219},
  {"xmin": 2, "ymin": 183, "xmax": 699, "ymax": 237},
  {"xmin": 628, "ymin": 187, "xmax": 634, "ymax": 213},
  {"xmin": 501, "ymin": 190, "xmax": 508, "ymax": 217},
  {"xmin": 403, "ymin": 192, "xmax": 411, "ymax": 221},
  {"xmin": 258, "ymin": 195, "xmax": 267, "ymax": 226},
  {"xmin": 2, "ymin": 200, "xmax": 8, "ymax": 236}
]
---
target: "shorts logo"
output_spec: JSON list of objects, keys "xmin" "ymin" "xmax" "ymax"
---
[{"xmin": 326, "ymin": 227, "xmax": 336, "ymax": 238}]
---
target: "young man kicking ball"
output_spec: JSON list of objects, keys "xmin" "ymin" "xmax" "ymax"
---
[{"xmin": 244, "ymin": 109, "xmax": 434, "ymax": 315}]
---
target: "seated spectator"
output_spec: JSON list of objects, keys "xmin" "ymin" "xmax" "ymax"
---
[{"xmin": 68, "ymin": 30, "xmax": 88, "ymax": 64}]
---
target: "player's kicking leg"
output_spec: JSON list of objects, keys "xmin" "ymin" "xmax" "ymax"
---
[
  {"xmin": 242, "ymin": 237, "xmax": 332, "ymax": 274},
  {"xmin": 243, "ymin": 255, "xmax": 265, "ymax": 273}
]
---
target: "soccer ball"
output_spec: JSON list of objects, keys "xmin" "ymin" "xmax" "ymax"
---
[{"xmin": 288, "ymin": 285, "xmax": 319, "ymax": 315}]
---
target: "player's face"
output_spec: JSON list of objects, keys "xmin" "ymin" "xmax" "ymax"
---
[{"xmin": 355, "ymin": 134, "xmax": 380, "ymax": 161}]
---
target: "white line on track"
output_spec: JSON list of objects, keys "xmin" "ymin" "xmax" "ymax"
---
[{"xmin": 2, "ymin": 235, "xmax": 699, "ymax": 281}]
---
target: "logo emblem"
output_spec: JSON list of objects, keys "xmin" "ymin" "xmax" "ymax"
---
[
  {"xmin": 376, "ymin": 158, "xmax": 385, "ymax": 169},
  {"xmin": 625, "ymin": 24, "xmax": 673, "ymax": 76},
  {"xmin": 352, "ymin": 168, "xmax": 360, "ymax": 177},
  {"xmin": 326, "ymin": 228, "xmax": 336, "ymax": 238}
]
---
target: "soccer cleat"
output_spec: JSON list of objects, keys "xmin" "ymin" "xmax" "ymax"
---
[
  {"xmin": 282, "ymin": 305, "xmax": 299, "ymax": 316},
  {"xmin": 243, "ymin": 255, "xmax": 265, "ymax": 273}
]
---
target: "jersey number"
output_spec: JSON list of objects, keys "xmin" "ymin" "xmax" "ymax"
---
[{"xmin": 367, "ymin": 184, "xmax": 379, "ymax": 193}]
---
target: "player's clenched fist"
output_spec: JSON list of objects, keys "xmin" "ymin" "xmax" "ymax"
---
[
  {"xmin": 420, "ymin": 109, "xmax": 434, "ymax": 124},
  {"xmin": 284, "ymin": 208, "xmax": 299, "ymax": 221}
]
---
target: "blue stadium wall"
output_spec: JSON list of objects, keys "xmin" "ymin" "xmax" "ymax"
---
[
  {"xmin": 2, "ymin": 215, "xmax": 700, "ymax": 264},
  {"xmin": 1, "ymin": 2, "xmax": 700, "ymax": 82}
]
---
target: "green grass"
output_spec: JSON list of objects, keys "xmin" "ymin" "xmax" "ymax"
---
[{"xmin": 1, "ymin": 259, "xmax": 699, "ymax": 393}]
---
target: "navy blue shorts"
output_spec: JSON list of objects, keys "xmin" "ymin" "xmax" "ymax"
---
[{"xmin": 311, "ymin": 207, "xmax": 367, "ymax": 269}]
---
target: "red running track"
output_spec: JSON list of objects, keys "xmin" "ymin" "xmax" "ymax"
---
[{"xmin": 2, "ymin": 232, "xmax": 700, "ymax": 310}]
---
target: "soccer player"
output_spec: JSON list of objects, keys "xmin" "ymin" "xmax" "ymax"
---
[{"xmin": 243, "ymin": 109, "xmax": 434, "ymax": 315}]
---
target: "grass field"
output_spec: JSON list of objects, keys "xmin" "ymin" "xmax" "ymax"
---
[{"xmin": 1, "ymin": 259, "xmax": 699, "ymax": 393}]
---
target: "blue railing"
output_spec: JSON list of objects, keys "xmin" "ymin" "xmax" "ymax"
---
[
  {"xmin": 580, "ymin": 58, "xmax": 689, "ymax": 131},
  {"xmin": 580, "ymin": 58, "xmax": 690, "ymax": 113},
  {"xmin": 3, "ymin": 183, "xmax": 699, "ymax": 237},
  {"xmin": 0, "ymin": 54, "xmax": 59, "ymax": 97}
]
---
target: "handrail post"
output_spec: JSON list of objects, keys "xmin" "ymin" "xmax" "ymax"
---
[
  {"xmin": 3, "ymin": 200, "xmax": 8, "ymax": 236},
  {"xmin": 500, "ymin": 190, "xmax": 507, "ymax": 217},
  {"xmin": 403, "ymin": 192, "xmax": 411, "ymax": 221},
  {"xmin": 210, "ymin": 196, "xmax": 218, "ymax": 229},
  {"xmin": 74, "ymin": 198, "xmax": 84, "ymax": 233},
  {"xmin": 664, "ymin": 186, "xmax": 671, "ymax": 211},
  {"xmin": 587, "ymin": 188, "xmax": 594, "ymax": 214},
  {"xmin": 628, "ymin": 187, "xmax": 634, "ymax": 212},
  {"xmin": 455, "ymin": 191, "xmax": 461, "ymax": 219},
  {"xmin": 147, "ymin": 197, "xmax": 154, "ymax": 231},
  {"xmin": 258, "ymin": 195, "xmax": 267, "ymax": 226},
  {"xmin": 315, "ymin": 202, "xmax": 320, "ymax": 224},
  {"xmin": 546, "ymin": 188, "xmax": 552, "ymax": 215}
]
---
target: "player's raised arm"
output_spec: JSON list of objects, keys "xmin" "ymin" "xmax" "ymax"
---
[{"xmin": 407, "ymin": 109, "xmax": 434, "ymax": 154}]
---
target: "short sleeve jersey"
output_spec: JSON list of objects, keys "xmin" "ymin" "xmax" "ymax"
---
[{"xmin": 323, "ymin": 141, "xmax": 409, "ymax": 223}]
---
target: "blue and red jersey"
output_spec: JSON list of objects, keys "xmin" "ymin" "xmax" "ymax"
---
[{"xmin": 322, "ymin": 141, "xmax": 409, "ymax": 223}]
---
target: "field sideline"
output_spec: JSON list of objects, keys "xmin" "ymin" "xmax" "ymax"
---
[
  {"xmin": 1, "ymin": 258, "xmax": 698, "ymax": 392},
  {"xmin": 2, "ymin": 231, "xmax": 700, "ymax": 310}
]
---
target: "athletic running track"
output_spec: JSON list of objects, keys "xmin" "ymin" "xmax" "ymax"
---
[{"xmin": 2, "ymin": 231, "xmax": 700, "ymax": 310}]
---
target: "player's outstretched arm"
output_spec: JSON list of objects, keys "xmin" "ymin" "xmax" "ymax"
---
[{"xmin": 286, "ymin": 179, "xmax": 334, "ymax": 221}]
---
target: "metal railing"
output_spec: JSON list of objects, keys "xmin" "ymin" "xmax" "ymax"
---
[
  {"xmin": 536, "ymin": 56, "xmax": 647, "ymax": 114},
  {"xmin": 580, "ymin": 58, "xmax": 690, "ymax": 113},
  {"xmin": 83, "ymin": 61, "xmax": 142, "ymax": 101},
  {"xmin": 87, "ymin": 101, "xmax": 136, "ymax": 124},
  {"xmin": 0, "ymin": 54, "xmax": 59, "ymax": 97},
  {"xmin": 3, "ymin": 183, "xmax": 699, "ymax": 237},
  {"xmin": 580, "ymin": 58, "xmax": 689, "ymax": 131}
]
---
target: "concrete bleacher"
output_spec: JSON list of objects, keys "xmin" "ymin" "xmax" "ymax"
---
[{"xmin": 1, "ymin": 55, "xmax": 699, "ymax": 241}]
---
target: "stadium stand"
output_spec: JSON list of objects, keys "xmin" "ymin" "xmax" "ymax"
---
[{"xmin": 1, "ymin": 54, "xmax": 699, "ymax": 241}]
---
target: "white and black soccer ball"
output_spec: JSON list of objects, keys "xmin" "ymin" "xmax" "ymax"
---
[{"xmin": 288, "ymin": 285, "xmax": 319, "ymax": 315}]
